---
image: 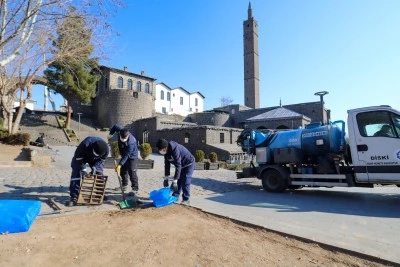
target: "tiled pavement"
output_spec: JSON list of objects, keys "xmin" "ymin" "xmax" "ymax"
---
[{"xmin": 0, "ymin": 147, "xmax": 260, "ymax": 216}]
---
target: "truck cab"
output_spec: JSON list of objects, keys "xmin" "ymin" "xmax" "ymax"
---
[{"xmin": 347, "ymin": 106, "xmax": 400, "ymax": 184}]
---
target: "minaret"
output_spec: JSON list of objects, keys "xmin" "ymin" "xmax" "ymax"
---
[{"xmin": 243, "ymin": 2, "xmax": 260, "ymax": 109}]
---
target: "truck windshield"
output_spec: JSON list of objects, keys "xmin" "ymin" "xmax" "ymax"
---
[{"xmin": 356, "ymin": 111, "xmax": 399, "ymax": 138}]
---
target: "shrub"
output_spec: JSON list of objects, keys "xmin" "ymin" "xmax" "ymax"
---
[
  {"xmin": 219, "ymin": 162, "xmax": 228, "ymax": 169},
  {"xmin": 56, "ymin": 116, "xmax": 66, "ymax": 128},
  {"xmin": 227, "ymin": 163, "xmax": 246, "ymax": 171},
  {"xmin": 139, "ymin": 143, "xmax": 152, "ymax": 160},
  {"xmin": 195, "ymin": 150, "xmax": 205, "ymax": 162},
  {"xmin": 208, "ymin": 152, "xmax": 218, "ymax": 163},
  {"xmin": 111, "ymin": 141, "xmax": 120, "ymax": 158},
  {"xmin": 3, "ymin": 132, "xmax": 30, "ymax": 146}
]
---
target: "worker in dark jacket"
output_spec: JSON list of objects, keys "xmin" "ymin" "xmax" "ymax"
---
[
  {"xmin": 109, "ymin": 125, "xmax": 139, "ymax": 196},
  {"xmin": 66, "ymin": 136, "xmax": 109, "ymax": 207},
  {"xmin": 156, "ymin": 138, "xmax": 195, "ymax": 205}
]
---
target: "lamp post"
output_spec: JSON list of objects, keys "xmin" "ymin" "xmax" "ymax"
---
[
  {"xmin": 77, "ymin": 113, "xmax": 82, "ymax": 132},
  {"xmin": 314, "ymin": 91, "xmax": 329, "ymax": 124}
]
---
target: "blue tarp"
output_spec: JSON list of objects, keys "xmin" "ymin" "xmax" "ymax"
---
[
  {"xmin": 0, "ymin": 200, "xmax": 42, "ymax": 234},
  {"xmin": 149, "ymin": 188, "xmax": 178, "ymax": 208}
]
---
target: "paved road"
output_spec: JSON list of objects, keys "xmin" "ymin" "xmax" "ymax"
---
[
  {"xmin": 191, "ymin": 187, "xmax": 400, "ymax": 264},
  {"xmin": 0, "ymin": 146, "xmax": 399, "ymax": 264}
]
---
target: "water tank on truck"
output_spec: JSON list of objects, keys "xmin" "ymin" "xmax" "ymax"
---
[{"xmin": 237, "ymin": 120, "xmax": 346, "ymax": 165}]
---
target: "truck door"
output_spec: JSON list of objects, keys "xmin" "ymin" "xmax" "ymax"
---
[{"xmin": 353, "ymin": 110, "xmax": 400, "ymax": 183}]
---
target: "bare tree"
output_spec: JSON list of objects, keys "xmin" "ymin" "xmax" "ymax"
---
[
  {"xmin": 0, "ymin": 0, "xmax": 123, "ymax": 67},
  {"xmin": 0, "ymin": 66, "xmax": 19, "ymax": 130},
  {"xmin": 0, "ymin": 0, "xmax": 124, "ymax": 133},
  {"xmin": 220, "ymin": 96, "xmax": 233, "ymax": 107}
]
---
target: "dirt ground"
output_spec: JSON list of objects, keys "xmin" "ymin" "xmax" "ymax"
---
[{"xmin": 0, "ymin": 205, "xmax": 388, "ymax": 267}]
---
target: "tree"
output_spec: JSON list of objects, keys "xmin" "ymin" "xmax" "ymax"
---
[
  {"xmin": 45, "ymin": 7, "xmax": 99, "ymax": 129},
  {"xmin": 0, "ymin": 32, "xmax": 48, "ymax": 133},
  {"xmin": 0, "ymin": 0, "xmax": 124, "ymax": 67},
  {"xmin": 220, "ymin": 96, "xmax": 233, "ymax": 107},
  {"xmin": 0, "ymin": 0, "xmax": 124, "ymax": 132}
]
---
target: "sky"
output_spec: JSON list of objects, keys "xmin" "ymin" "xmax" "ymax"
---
[{"xmin": 33, "ymin": 0, "xmax": 400, "ymax": 122}]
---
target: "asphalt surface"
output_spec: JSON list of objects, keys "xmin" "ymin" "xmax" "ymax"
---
[{"xmin": 1, "ymin": 146, "xmax": 399, "ymax": 264}]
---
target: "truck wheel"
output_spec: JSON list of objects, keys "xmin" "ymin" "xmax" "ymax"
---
[{"xmin": 261, "ymin": 169, "xmax": 287, "ymax": 193}]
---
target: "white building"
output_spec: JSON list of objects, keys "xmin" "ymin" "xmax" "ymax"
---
[
  {"xmin": 13, "ymin": 100, "xmax": 36, "ymax": 112},
  {"xmin": 155, "ymin": 83, "xmax": 205, "ymax": 116}
]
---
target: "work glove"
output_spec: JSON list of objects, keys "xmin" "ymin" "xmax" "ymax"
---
[
  {"xmin": 80, "ymin": 164, "xmax": 88, "ymax": 177},
  {"xmin": 163, "ymin": 176, "xmax": 170, "ymax": 188},
  {"xmin": 115, "ymin": 164, "xmax": 121, "ymax": 173},
  {"xmin": 170, "ymin": 179, "xmax": 178, "ymax": 193},
  {"xmin": 90, "ymin": 167, "xmax": 97, "ymax": 175},
  {"xmin": 80, "ymin": 169, "xmax": 88, "ymax": 177}
]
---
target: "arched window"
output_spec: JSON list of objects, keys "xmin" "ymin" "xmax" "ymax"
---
[
  {"xmin": 161, "ymin": 90, "xmax": 164, "ymax": 100},
  {"xmin": 145, "ymin": 83, "xmax": 150, "ymax": 93},
  {"xmin": 142, "ymin": 129, "xmax": 149, "ymax": 143},
  {"xmin": 184, "ymin": 133, "xmax": 190, "ymax": 144},
  {"xmin": 127, "ymin": 79, "xmax": 133, "ymax": 90},
  {"xmin": 167, "ymin": 92, "xmax": 171, "ymax": 101},
  {"xmin": 136, "ymin": 81, "xmax": 141, "ymax": 92},
  {"xmin": 118, "ymin": 77, "xmax": 123, "ymax": 88},
  {"xmin": 195, "ymin": 98, "xmax": 198, "ymax": 106}
]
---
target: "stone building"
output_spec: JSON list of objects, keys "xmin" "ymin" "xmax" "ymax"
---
[
  {"xmin": 71, "ymin": 65, "xmax": 157, "ymax": 128},
  {"xmin": 130, "ymin": 116, "xmax": 243, "ymax": 161},
  {"xmin": 70, "ymin": 3, "xmax": 329, "ymax": 163}
]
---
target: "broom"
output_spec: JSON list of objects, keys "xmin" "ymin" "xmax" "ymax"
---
[{"xmin": 113, "ymin": 159, "xmax": 136, "ymax": 209}]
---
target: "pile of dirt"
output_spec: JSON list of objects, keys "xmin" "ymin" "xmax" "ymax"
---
[{"xmin": 0, "ymin": 205, "xmax": 387, "ymax": 266}]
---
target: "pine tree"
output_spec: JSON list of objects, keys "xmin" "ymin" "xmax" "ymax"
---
[{"xmin": 44, "ymin": 7, "xmax": 99, "ymax": 129}]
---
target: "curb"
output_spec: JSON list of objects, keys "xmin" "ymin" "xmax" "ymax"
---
[{"xmin": 0, "ymin": 161, "xmax": 33, "ymax": 168}]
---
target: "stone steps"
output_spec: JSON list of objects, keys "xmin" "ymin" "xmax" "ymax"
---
[{"xmin": 20, "ymin": 114, "xmax": 108, "ymax": 147}]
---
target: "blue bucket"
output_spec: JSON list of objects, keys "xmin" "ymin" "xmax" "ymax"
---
[{"xmin": 149, "ymin": 188, "xmax": 178, "ymax": 208}]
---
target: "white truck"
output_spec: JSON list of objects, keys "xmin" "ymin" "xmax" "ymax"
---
[{"xmin": 236, "ymin": 105, "xmax": 400, "ymax": 192}]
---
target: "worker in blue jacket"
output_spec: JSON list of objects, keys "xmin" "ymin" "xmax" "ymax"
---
[
  {"xmin": 156, "ymin": 138, "xmax": 195, "ymax": 205},
  {"xmin": 109, "ymin": 125, "xmax": 140, "ymax": 196},
  {"xmin": 66, "ymin": 136, "xmax": 109, "ymax": 207}
]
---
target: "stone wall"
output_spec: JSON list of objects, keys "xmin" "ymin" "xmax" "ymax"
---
[
  {"xmin": 188, "ymin": 112, "xmax": 231, "ymax": 127},
  {"xmin": 131, "ymin": 117, "xmax": 158, "ymax": 145},
  {"xmin": 107, "ymin": 71, "xmax": 156, "ymax": 98},
  {"xmin": 150, "ymin": 126, "xmax": 243, "ymax": 161},
  {"xmin": 70, "ymin": 100, "xmax": 96, "ymax": 119},
  {"xmin": 96, "ymin": 90, "xmax": 153, "ymax": 128}
]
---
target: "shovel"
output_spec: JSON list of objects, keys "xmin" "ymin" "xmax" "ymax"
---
[{"xmin": 113, "ymin": 159, "xmax": 137, "ymax": 209}]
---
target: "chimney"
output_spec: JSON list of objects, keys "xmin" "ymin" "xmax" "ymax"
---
[
  {"xmin": 123, "ymin": 66, "xmax": 128, "ymax": 71},
  {"xmin": 141, "ymin": 70, "xmax": 145, "ymax": 76}
]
